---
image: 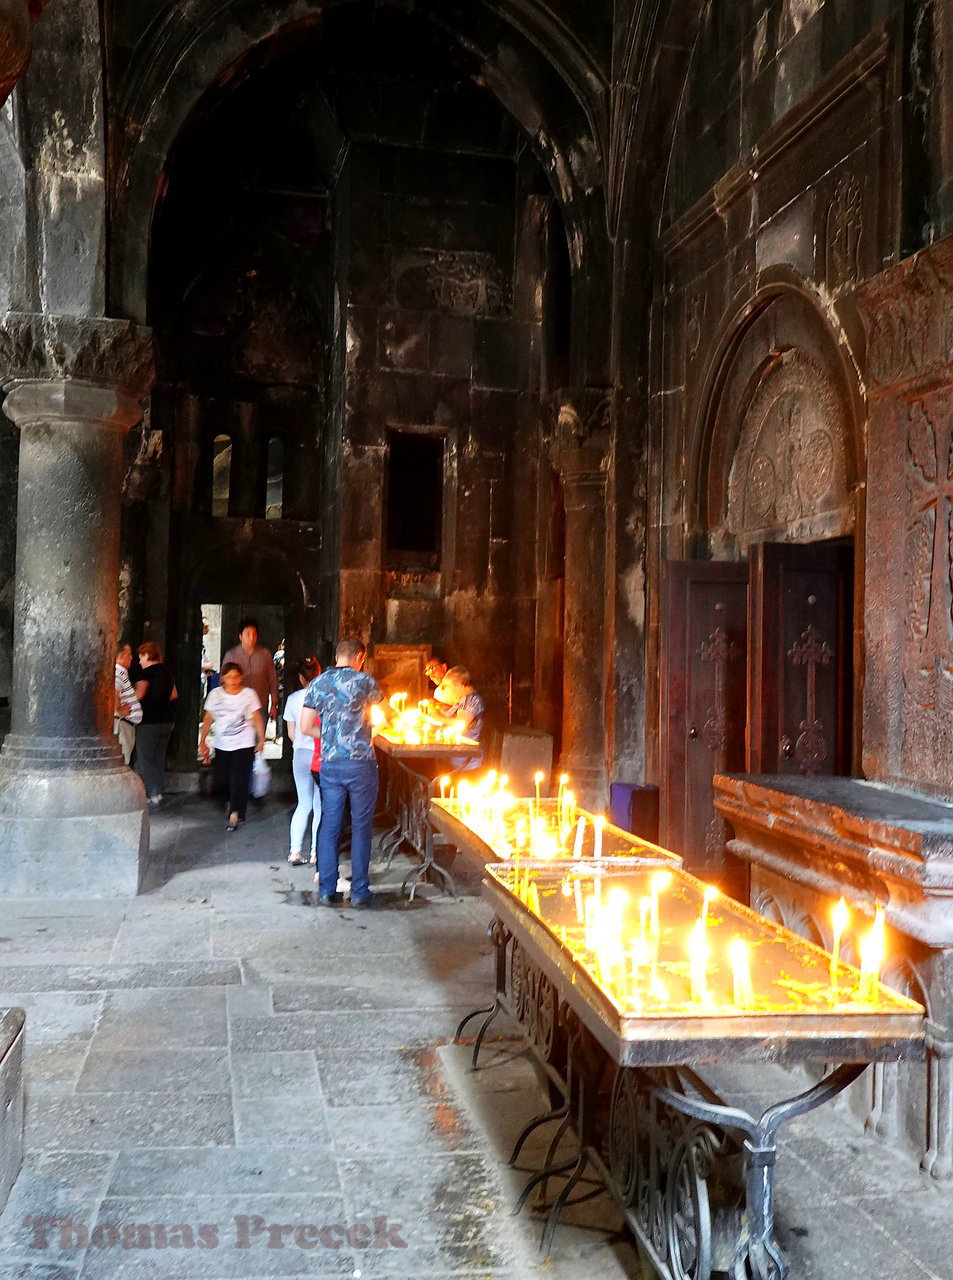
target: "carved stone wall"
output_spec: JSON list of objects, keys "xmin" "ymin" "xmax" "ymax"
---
[{"xmin": 858, "ymin": 237, "xmax": 953, "ymax": 795}]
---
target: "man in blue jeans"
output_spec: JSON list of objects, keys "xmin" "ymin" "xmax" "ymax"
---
[{"xmin": 299, "ymin": 637, "xmax": 387, "ymax": 907}]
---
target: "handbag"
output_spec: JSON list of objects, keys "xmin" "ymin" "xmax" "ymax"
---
[{"xmin": 250, "ymin": 756, "xmax": 272, "ymax": 799}]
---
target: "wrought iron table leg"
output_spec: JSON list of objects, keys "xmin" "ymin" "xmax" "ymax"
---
[
  {"xmin": 540, "ymin": 1149, "xmax": 591, "ymax": 1254},
  {"xmin": 512, "ymin": 1154, "xmax": 579, "ymax": 1217},
  {"xmin": 377, "ymin": 825, "xmax": 403, "ymax": 867},
  {"xmin": 401, "ymin": 836, "xmax": 457, "ymax": 899},
  {"xmin": 649, "ymin": 1061, "xmax": 867, "ymax": 1280},
  {"xmin": 509, "ymin": 1102, "xmax": 569, "ymax": 1166},
  {"xmin": 452, "ymin": 997, "xmax": 502, "ymax": 1069},
  {"xmin": 454, "ymin": 1002, "xmax": 497, "ymax": 1045},
  {"xmin": 533, "ymin": 1111, "xmax": 573, "ymax": 1207}
]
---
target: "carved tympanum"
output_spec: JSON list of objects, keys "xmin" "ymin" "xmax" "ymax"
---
[{"xmin": 726, "ymin": 351, "xmax": 849, "ymax": 540}]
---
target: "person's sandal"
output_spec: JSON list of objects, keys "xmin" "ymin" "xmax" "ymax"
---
[{"xmin": 288, "ymin": 853, "xmax": 307, "ymax": 866}]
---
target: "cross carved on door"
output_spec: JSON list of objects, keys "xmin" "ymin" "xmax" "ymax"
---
[{"xmin": 787, "ymin": 623, "xmax": 833, "ymax": 775}]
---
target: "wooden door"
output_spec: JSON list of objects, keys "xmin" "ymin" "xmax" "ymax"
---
[
  {"xmin": 660, "ymin": 561, "xmax": 749, "ymax": 870},
  {"xmin": 747, "ymin": 542, "xmax": 853, "ymax": 776}
]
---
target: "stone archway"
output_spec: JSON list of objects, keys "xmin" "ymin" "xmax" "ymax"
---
[{"xmin": 695, "ymin": 285, "xmax": 862, "ymax": 555}]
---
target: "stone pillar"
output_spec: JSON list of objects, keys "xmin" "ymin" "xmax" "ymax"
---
[
  {"xmin": 0, "ymin": 313, "xmax": 153, "ymax": 895},
  {"xmin": 553, "ymin": 414, "xmax": 609, "ymax": 808}
]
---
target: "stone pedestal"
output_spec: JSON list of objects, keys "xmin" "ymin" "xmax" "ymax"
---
[
  {"xmin": 0, "ymin": 313, "xmax": 153, "ymax": 896},
  {"xmin": 555, "ymin": 439, "xmax": 608, "ymax": 808},
  {"xmin": 714, "ymin": 772, "xmax": 953, "ymax": 1180}
]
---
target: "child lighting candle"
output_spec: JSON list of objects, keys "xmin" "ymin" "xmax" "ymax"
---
[{"xmin": 830, "ymin": 897, "xmax": 849, "ymax": 991}]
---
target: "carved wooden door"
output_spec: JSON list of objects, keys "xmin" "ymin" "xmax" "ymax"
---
[
  {"xmin": 747, "ymin": 542, "xmax": 853, "ymax": 776},
  {"xmin": 660, "ymin": 561, "xmax": 749, "ymax": 870}
]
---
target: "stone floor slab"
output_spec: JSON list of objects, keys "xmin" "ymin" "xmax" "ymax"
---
[
  {"xmin": 106, "ymin": 1147, "xmax": 341, "ymax": 1199},
  {"xmin": 24, "ymin": 1093, "xmax": 234, "ymax": 1151},
  {"xmin": 76, "ymin": 1049, "xmax": 231, "ymax": 1095},
  {"xmin": 229, "ymin": 1052, "xmax": 321, "ymax": 1098},
  {"xmin": 91, "ymin": 989, "xmax": 227, "ymax": 1052}
]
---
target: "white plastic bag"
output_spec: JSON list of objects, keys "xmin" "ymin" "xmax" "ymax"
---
[{"xmin": 250, "ymin": 756, "xmax": 272, "ymax": 799}]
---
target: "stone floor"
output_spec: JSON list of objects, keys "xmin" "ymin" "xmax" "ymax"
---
[{"xmin": 0, "ymin": 791, "xmax": 948, "ymax": 1279}]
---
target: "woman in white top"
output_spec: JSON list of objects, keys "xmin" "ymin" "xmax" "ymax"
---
[
  {"xmin": 283, "ymin": 656, "xmax": 322, "ymax": 865},
  {"xmin": 199, "ymin": 662, "xmax": 264, "ymax": 831}
]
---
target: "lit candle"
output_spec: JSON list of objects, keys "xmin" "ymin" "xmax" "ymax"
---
[
  {"xmin": 567, "ymin": 876, "xmax": 581, "ymax": 923},
  {"xmin": 649, "ymin": 871, "xmax": 671, "ymax": 943},
  {"xmin": 730, "ymin": 938, "xmax": 755, "ymax": 1010},
  {"xmin": 439, "ymin": 775, "xmax": 450, "ymax": 800},
  {"xmin": 830, "ymin": 897, "xmax": 849, "ymax": 991},
  {"xmin": 858, "ymin": 903, "xmax": 886, "ymax": 1003},
  {"xmin": 701, "ymin": 886, "xmax": 718, "ymax": 930},
  {"xmin": 533, "ymin": 770, "xmax": 544, "ymax": 822},
  {"xmin": 688, "ymin": 918, "xmax": 709, "ymax": 1003},
  {"xmin": 527, "ymin": 882, "xmax": 541, "ymax": 917},
  {"xmin": 639, "ymin": 897, "xmax": 651, "ymax": 941},
  {"xmin": 557, "ymin": 773, "xmax": 569, "ymax": 826},
  {"xmin": 572, "ymin": 815, "xmax": 586, "ymax": 860}
]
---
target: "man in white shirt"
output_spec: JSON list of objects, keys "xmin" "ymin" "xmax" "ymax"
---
[{"xmin": 114, "ymin": 643, "xmax": 143, "ymax": 765}]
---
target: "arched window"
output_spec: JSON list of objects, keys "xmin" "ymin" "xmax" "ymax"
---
[
  {"xmin": 212, "ymin": 434, "xmax": 232, "ymax": 517},
  {"xmin": 266, "ymin": 436, "xmax": 284, "ymax": 519}
]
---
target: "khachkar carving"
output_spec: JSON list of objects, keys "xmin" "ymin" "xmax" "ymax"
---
[
  {"xmin": 787, "ymin": 623, "xmax": 834, "ymax": 776},
  {"xmin": 826, "ymin": 173, "xmax": 863, "ymax": 285},
  {"xmin": 900, "ymin": 393, "xmax": 953, "ymax": 774},
  {"xmin": 425, "ymin": 251, "xmax": 509, "ymax": 318},
  {"xmin": 726, "ymin": 350, "xmax": 849, "ymax": 540},
  {"xmin": 857, "ymin": 239, "xmax": 953, "ymax": 393},
  {"xmin": 697, "ymin": 621, "xmax": 742, "ymax": 855},
  {"xmin": 0, "ymin": 312, "xmax": 154, "ymax": 399}
]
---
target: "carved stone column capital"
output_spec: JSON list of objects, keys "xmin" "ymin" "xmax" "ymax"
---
[
  {"xmin": 0, "ymin": 312, "xmax": 154, "ymax": 402},
  {"xmin": 548, "ymin": 386, "xmax": 613, "ymax": 461}
]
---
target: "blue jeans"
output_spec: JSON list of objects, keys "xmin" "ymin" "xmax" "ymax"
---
[{"xmin": 317, "ymin": 758, "xmax": 379, "ymax": 899}]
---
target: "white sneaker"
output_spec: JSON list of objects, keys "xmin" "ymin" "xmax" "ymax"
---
[{"xmin": 336, "ymin": 876, "xmax": 351, "ymax": 897}]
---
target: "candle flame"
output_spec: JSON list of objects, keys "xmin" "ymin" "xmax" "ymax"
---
[{"xmin": 833, "ymin": 897, "xmax": 849, "ymax": 934}]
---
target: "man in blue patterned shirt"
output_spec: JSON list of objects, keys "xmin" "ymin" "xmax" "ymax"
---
[{"xmin": 300, "ymin": 636, "xmax": 387, "ymax": 906}]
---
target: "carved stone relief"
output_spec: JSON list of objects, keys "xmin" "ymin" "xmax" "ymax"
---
[
  {"xmin": 726, "ymin": 350, "xmax": 849, "ymax": 541},
  {"xmin": 899, "ymin": 391, "xmax": 953, "ymax": 779},
  {"xmin": 425, "ymin": 251, "xmax": 508, "ymax": 318},
  {"xmin": 857, "ymin": 239, "xmax": 953, "ymax": 391},
  {"xmin": 826, "ymin": 173, "xmax": 863, "ymax": 285}
]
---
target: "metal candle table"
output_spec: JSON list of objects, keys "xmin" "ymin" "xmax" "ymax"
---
[
  {"xmin": 373, "ymin": 736, "xmax": 482, "ymax": 898},
  {"xmin": 456, "ymin": 857, "xmax": 924, "ymax": 1279},
  {"xmin": 432, "ymin": 796, "xmax": 683, "ymax": 871}
]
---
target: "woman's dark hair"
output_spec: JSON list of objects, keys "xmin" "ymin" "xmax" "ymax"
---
[
  {"xmin": 220, "ymin": 662, "xmax": 243, "ymax": 679},
  {"xmin": 299, "ymin": 656, "xmax": 322, "ymax": 682},
  {"xmin": 138, "ymin": 641, "xmax": 162, "ymax": 662}
]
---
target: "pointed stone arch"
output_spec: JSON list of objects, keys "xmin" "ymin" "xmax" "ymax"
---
[{"xmin": 691, "ymin": 281, "xmax": 864, "ymax": 555}]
